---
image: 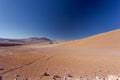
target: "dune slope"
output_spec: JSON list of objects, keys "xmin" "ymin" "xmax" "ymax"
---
[{"xmin": 61, "ymin": 29, "xmax": 120, "ymax": 48}]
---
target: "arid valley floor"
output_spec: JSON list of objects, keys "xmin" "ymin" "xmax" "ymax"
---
[{"xmin": 0, "ymin": 29, "xmax": 120, "ymax": 80}]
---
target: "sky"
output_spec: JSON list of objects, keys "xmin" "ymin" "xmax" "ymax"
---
[{"xmin": 0, "ymin": 0, "xmax": 120, "ymax": 40}]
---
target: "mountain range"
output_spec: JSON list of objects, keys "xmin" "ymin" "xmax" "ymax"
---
[{"xmin": 0, "ymin": 37, "xmax": 53, "ymax": 47}]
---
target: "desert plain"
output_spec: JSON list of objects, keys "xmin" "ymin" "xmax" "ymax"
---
[{"xmin": 0, "ymin": 29, "xmax": 120, "ymax": 80}]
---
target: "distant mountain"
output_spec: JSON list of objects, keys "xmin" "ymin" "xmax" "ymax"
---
[
  {"xmin": 21, "ymin": 37, "xmax": 53, "ymax": 44},
  {"xmin": 0, "ymin": 37, "xmax": 53, "ymax": 44}
]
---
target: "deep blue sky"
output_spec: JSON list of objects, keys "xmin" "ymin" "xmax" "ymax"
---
[{"xmin": 0, "ymin": 0, "xmax": 120, "ymax": 40}]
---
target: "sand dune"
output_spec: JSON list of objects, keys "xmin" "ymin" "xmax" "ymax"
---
[
  {"xmin": 0, "ymin": 29, "xmax": 120, "ymax": 80},
  {"xmin": 61, "ymin": 29, "xmax": 120, "ymax": 48}
]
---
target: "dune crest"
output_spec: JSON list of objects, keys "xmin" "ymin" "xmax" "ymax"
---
[{"xmin": 61, "ymin": 29, "xmax": 120, "ymax": 48}]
